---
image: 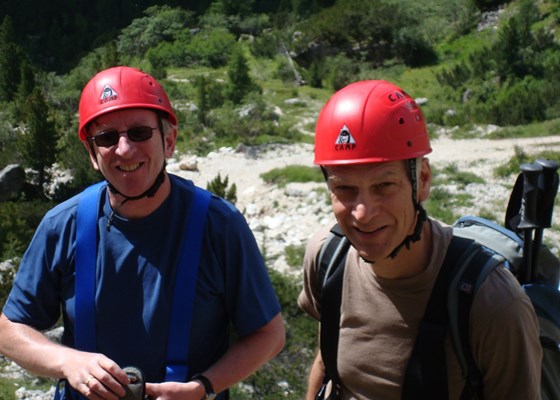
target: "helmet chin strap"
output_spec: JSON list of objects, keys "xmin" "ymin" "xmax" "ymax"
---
[
  {"xmin": 387, "ymin": 204, "xmax": 427, "ymax": 259},
  {"xmin": 107, "ymin": 163, "xmax": 166, "ymax": 201},
  {"xmin": 105, "ymin": 162, "xmax": 166, "ymax": 230},
  {"xmin": 387, "ymin": 158, "xmax": 427, "ymax": 259}
]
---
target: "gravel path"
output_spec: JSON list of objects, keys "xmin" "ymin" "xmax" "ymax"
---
[{"xmin": 168, "ymin": 134, "xmax": 560, "ymax": 273}]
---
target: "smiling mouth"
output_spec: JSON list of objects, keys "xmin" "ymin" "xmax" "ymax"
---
[
  {"xmin": 357, "ymin": 225, "xmax": 386, "ymax": 234},
  {"xmin": 118, "ymin": 163, "xmax": 141, "ymax": 172}
]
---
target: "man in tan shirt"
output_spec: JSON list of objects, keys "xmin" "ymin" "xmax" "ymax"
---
[{"xmin": 298, "ymin": 80, "xmax": 542, "ymax": 399}]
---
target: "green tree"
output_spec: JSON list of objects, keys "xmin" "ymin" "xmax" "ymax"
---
[
  {"xmin": 117, "ymin": 6, "xmax": 194, "ymax": 60},
  {"xmin": 214, "ymin": 0, "xmax": 255, "ymax": 16},
  {"xmin": 0, "ymin": 16, "xmax": 24, "ymax": 102},
  {"xmin": 224, "ymin": 45, "xmax": 261, "ymax": 104},
  {"xmin": 297, "ymin": 0, "xmax": 433, "ymax": 68},
  {"xmin": 17, "ymin": 89, "xmax": 59, "ymax": 197},
  {"xmin": 185, "ymin": 28, "xmax": 236, "ymax": 68},
  {"xmin": 493, "ymin": 0, "xmax": 541, "ymax": 81},
  {"xmin": 194, "ymin": 75, "xmax": 224, "ymax": 125}
]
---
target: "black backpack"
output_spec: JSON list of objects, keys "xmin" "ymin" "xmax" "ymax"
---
[{"xmin": 315, "ymin": 159, "xmax": 560, "ymax": 400}]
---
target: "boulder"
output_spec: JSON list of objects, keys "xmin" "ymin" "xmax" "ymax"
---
[{"xmin": 0, "ymin": 164, "xmax": 25, "ymax": 201}]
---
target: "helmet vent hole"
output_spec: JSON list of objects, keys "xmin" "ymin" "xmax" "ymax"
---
[
  {"xmin": 407, "ymin": 140, "xmax": 413, "ymax": 147},
  {"xmin": 399, "ymin": 117, "xmax": 405, "ymax": 124}
]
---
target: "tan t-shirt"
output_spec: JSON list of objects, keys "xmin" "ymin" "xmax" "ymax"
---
[{"xmin": 298, "ymin": 219, "xmax": 542, "ymax": 400}]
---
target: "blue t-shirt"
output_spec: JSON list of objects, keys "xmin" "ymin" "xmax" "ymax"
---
[{"xmin": 3, "ymin": 174, "xmax": 280, "ymax": 383}]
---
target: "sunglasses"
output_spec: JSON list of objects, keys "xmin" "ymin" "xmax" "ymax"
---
[{"xmin": 88, "ymin": 126, "xmax": 158, "ymax": 148}]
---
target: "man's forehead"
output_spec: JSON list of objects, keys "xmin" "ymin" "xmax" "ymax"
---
[{"xmin": 326, "ymin": 160, "xmax": 408, "ymax": 176}]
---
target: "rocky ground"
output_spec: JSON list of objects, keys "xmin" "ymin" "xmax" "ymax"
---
[
  {"xmin": 170, "ymin": 133, "xmax": 560, "ymax": 274},
  {"xmin": 3, "ymin": 132, "xmax": 560, "ymax": 399}
]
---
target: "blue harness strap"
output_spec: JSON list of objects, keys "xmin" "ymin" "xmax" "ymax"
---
[
  {"xmin": 165, "ymin": 183, "xmax": 211, "ymax": 382},
  {"xmin": 73, "ymin": 179, "xmax": 211, "ymax": 387},
  {"xmin": 75, "ymin": 181, "xmax": 105, "ymax": 352}
]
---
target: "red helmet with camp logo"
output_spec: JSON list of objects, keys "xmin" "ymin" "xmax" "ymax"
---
[
  {"xmin": 314, "ymin": 80, "xmax": 431, "ymax": 165},
  {"xmin": 78, "ymin": 66, "xmax": 177, "ymax": 141}
]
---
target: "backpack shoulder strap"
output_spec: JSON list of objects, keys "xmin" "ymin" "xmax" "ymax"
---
[
  {"xmin": 318, "ymin": 223, "xmax": 351, "ymax": 390},
  {"xmin": 448, "ymin": 243, "xmax": 504, "ymax": 400},
  {"xmin": 403, "ymin": 235, "xmax": 477, "ymax": 400},
  {"xmin": 316, "ymin": 223, "xmax": 350, "ymax": 292}
]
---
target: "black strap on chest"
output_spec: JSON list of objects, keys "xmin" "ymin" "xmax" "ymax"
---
[{"xmin": 318, "ymin": 224, "xmax": 351, "ymax": 390}]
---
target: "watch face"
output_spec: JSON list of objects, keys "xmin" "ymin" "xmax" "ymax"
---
[{"xmin": 206, "ymin": 394, "xmax": 217, "ymax": 400}]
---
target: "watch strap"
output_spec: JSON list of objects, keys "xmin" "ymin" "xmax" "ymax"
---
[{"xmin": 192, "ymin": 374, "xmax": 216, "ymax": 398}]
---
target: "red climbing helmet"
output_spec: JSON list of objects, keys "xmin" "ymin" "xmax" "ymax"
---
[
  {"xmin": 314, "ymin": 80, "xmax": 431, "ymax": 165},
  {"xmin": 78, "ymin": 66, "xmax": 177, "ymax": 141}
]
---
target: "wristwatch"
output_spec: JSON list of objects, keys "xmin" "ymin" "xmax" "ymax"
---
[{"xmin": 191, "ymin": 374, "xmax": 217, "ymax": 400}]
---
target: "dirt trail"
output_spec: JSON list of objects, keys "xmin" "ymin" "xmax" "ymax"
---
[
  {"xmin": 171, "ymin": 135, "xmax": 560, "ymax": 209},
  {"xmin": 168, "ymin": 135, "xmax": 560, "ymax": 272}
]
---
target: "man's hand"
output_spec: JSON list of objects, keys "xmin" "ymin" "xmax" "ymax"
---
[
  {"xmin": 62, "ymin": 352, "xmax": 129, "ymax": 400},
  {"xmin": 145, "ymin": 380, "xmax": 205, "ymax": 400}
]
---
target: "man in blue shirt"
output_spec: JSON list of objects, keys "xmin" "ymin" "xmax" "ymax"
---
[{"xmin": 0, "ymin": 66, "xmax": 285, "ymax": 400}]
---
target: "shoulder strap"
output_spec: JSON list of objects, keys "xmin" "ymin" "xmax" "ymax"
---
[
  {"xmin": 402, "ymin": 235, "xmax": 476, "ymax": 400},
  {"xmin": 75, "ymin": 179, "xmax": 211, "ymax": 383},
  {"xmin": 75, "ymin": 181, "xmax": 106, "ymax": 352},
  {"xmin": 318, "ymin": 224, "xmax": 351, "ymax": 389},
  {"xmin": 165, "ymin": 183, "xmax": 211, "ymax": 382},
  {"xmin": 317, "ymin": 224, "xmax": 349, "ymax": 291},
  {"xmin": 448, "ymin": 245, "xmax": 503, "ymax": 400},
  {"xmin": 403, "ymin": 234, "xmax": 502, "ymax": 400}
]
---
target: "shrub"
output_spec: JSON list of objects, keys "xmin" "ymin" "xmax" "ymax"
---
[
  {"xmin": 424, "ymin": 186, "xmax": 462, "ymax": 224},
  {"xmin": 260, "ymin": 165, "xmax": 324, "ymax": 187},
  {"xmin": 324, "ymin": 54, "xmax": 359, "ymax": 91},
  {"xmin": 0, "ymin": 200, "xmax": 53, "ymax": 261},
  {"xmin": 117, "ymin": 6, "xmax": 194, "ymax": 59},
  {"xmin": 185, "ymin": 28, "xmax": 236, "ymax": 68},
  {"xmin": 491, "ymin": 77, "xmax": 548, "ymax": 125},
  {"xmin": 224, "ymin": 45, "xmax": 261, "ymax": 104},
  {"xmin": 233, "ymin": 267, "xmax": 317, "ymax": 399},
  {"xmin": 206, "ymin": 173, "xmax": 237, "ymax": 205},
  {"xmin": 285, "ymin": 244, "xmax": 306, "ymax": 268}
]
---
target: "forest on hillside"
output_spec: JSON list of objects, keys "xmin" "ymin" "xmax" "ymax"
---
[{"xmin": 1, "ymin": 0, "xmax": 560, "ymax": 397}]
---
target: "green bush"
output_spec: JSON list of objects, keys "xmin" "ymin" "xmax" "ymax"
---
[
  {"xmin": 233, "ymin": 267, "xmax": 316, "ymax": 399},
  {"xmin": 324, "ymin": 54, "xmax": 360, "ymax": 91},
  {"xmin": 0, "ymin": 201, "xmax": 53, "ymax": 261},
  {"xmin": 117, "ymin": 6, "xmax": 194, "ymax": 60},
  {"xmin": 206, "ymin": 173, "xmax": 238, "ymax": 205},
  {"xmin": 260, "ymin": 165, "xmax": 324, "ymax": 187},
  {"xmin": 495, "ymin": 146, "xmax": 560, "ymax": 178},
  {"xmin": 424, "ymin": 186, "xmax": 463, "ymax": 224},
  {"xmin": 285, "ymin": 244, "xmax": 306, "ymax": 268},
  {"xmin": 0, "ymin": 376, "xmax": 15, "ymax": 400},
  {"xmin": 490, "ymin": 77, "xmax": 548, "ymax": 125},
  {"xmin": 185, "ymin": 28, "xmax": 236, "ymax": 68}
]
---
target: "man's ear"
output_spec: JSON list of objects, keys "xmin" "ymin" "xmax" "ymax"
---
[
  {"xmin": 418, "ymin": 157, "xmax": 432, "ymax": 202},
  {"xmin": 164, "ymin": 128, "xmax": 177, "ymax": 158},
  {"xmin": 82, "ymin": 140, "xmax": 100, "ymax": 171}
]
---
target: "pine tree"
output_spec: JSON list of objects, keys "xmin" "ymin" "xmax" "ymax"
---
[
  {"xmin": 17, "ymin": 89, "xmax": 59, "ymax": 197},
  {"xmin": 207, "ymin": 173, "xmax": 237, "ymax": 205},
  {"xmin": 0, "ymin": 16, "xmax": 24, "ymax": 102},
  {"xmin": 224, "ymin": 45, "xmax": 261, "ymax": 104}
]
